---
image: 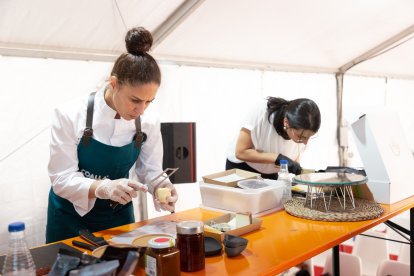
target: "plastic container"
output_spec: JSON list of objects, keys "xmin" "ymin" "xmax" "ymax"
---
[
  {"xmin": 145, "ymin": 236, "xmax": 180, "ymax": 276},
  {"xmin": 2, "ymin": 222, "xmax": 36, "ymax": 276},
  {"xmin": 200, "ymin": 179, "xmax": 284, "ymax": 215},
  {"xmin": 176, "ymin": 221, "xmax": 205, "ymax": 272},
  {"xmin": 279, "ymin": 159, "xmax": 292, "ymax": 204}
]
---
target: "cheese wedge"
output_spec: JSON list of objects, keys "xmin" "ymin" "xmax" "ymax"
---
[{"xmin": 204, "ymin": 224, "xmax": 223, "ymax": 234}]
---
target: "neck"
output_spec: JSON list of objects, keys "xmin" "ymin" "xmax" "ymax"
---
[{"xmin": 104, "ymin": 86, "xmax": 120, "ymax": 119}]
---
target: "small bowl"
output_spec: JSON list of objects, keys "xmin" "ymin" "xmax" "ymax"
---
[
  {"xmin": 223, "ymin": 234, "xmax": 248, "ymax": 257},
  {"xmin": 204, "ymin": 236, "xmax": 222, "ymax": 256}
]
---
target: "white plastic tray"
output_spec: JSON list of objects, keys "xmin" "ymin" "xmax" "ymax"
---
[{"xmin": 199, "ymin": 179, "xmax": 284, "ymax": 215}]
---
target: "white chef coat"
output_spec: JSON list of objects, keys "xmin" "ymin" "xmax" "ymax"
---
[
  {"xmin": 227, "ymin": 99, "xmax": 305, "ymax": 174},
  {"xmin": 48, "ymin": 85, "xmax": 166, "ymax": 216}
]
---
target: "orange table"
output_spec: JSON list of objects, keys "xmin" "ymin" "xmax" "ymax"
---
[{"xmin": 63, "ymin": 195, "xmax": 414, "ymax": 276}]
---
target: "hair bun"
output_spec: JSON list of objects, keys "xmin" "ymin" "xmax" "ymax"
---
[{"xmin": 125, "ymin": 27, "xmax": 153, "ymax": 55}]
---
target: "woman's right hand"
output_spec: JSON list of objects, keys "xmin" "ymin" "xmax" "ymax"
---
[{"xmin": 94, "ymin": 179, "xmax": 148, "ymax": 204}]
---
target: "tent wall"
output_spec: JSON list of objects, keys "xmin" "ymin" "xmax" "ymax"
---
[
  {"xmin": 1, "ymin": 55, "xmax": 413, "ymax": 252},
  {"xmin": 343, "ymin": 75, "xmax": 414, "ymax": 166}
]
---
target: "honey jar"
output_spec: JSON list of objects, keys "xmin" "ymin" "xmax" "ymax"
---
[{"xmin": 176, "ymin": 221, "xmax": 205, "ymax": 272}]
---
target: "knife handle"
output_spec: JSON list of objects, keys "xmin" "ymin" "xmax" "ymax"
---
[
  {"xmin": 72, "ymin": 240, "xmax": 97, "ymax": 251},
  {"xmin": 79, "ymin": 229, "xmax": 107, "ymax": 246}
]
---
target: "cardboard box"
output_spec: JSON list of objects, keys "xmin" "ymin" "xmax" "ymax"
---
[
  {"xmin": 203, "ymin": 213, "xmax": 262, "ymax": 242},
  {"xmin": 199, "ymin": 180, "xmax": 284, "ymax": 215},
  {"xmin": 351, "ymin": 112, "xmax": 414, "ymax": 204},
  {"xmin": 202, "ymin": 169, "xmax": 260, "ymax": 187}
]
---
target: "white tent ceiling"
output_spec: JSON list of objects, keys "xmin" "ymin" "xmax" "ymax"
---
[{"xmin": 1, "ymin": 0, "xmax": 414, "ymax": 78}]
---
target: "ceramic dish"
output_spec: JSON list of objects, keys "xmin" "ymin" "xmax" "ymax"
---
[{"xmin": 204, "ymin": 236, "xmax": 222, "ymax": 256}]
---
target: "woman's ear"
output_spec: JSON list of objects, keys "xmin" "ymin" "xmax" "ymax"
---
[
  {"xmin": 109, "ymin": 76, "xmax": 118, "ymax": 91},
  {"xmin": 283, "ymin": 117, "xmax": 289, "ymax": 129}
]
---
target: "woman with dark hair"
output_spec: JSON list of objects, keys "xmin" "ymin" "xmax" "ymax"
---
[
  {"xmin": 226, "ymin": 97, "xmax": 321, "ymax": 179},
  {"xmin": 46, "ymin": 27, "xmax": 177, "ymax": 243}
]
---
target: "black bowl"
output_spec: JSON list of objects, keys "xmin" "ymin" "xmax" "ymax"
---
[
  {"xmin": 223, "ymin": 234, "xmax": 248, "ymax": 257},
  {"xmin": 223, "ymin": 234, "xmax": 248, "ymax": 248},
  {"xmin": 204, "ymin": 236, "xmax": 222, "ymax": 256}
]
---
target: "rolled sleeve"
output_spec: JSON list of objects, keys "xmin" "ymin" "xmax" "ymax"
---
[{"xmin": 48, "ymin": 104, "xmax": 96, "ymax": 216}]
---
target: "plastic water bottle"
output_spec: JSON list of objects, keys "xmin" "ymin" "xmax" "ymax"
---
[
  {"xmin": 279, "ymin": 159, "xmax": 292, "ymax": 204},
  {"xmin": 2, "ymin": 222, "xmax": 36, "ymax": 276}
]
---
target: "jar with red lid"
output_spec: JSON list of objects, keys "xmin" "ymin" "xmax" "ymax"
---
[
  {"xmin": 176, "ymin": 220, "xmax": 205, "ymax": 272},
  {"xmin": 145, "ymin": 236, "xmax": 180, "ymax": 276}
]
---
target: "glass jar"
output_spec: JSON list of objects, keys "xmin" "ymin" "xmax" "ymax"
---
[
  {"xmin": 176, "ymin": 221, "xmax": 205, "ymax": 272},
  {"xmin": 145, "ymin": 236, "xmax": 180, "ymax": 276}
]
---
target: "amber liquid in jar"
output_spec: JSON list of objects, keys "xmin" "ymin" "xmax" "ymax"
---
[
  {"xmin": 176, "ymin": 221, "xmax": 205, "ymax": 272},
  {"xmin": 145, "ymin": 237, "xmax": 180, "ymax": 276}
]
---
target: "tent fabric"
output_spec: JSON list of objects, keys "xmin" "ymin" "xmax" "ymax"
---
[
  {"xmin": 1, "ymin": 0, "xmax": 414, "ymax": 78},
  {"xmin": 1, "ymin": 0, "xmax": 414, "ymax": 259}
]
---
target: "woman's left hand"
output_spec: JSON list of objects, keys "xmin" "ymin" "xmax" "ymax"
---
[{"xmin": 152, "ymin": 182, "xmax": 178, "ymax": 212}]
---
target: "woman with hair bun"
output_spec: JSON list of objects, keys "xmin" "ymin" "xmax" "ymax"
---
[
  {"xmin": 46, "ymin": 27, "xmax": 177, "ymax": 243},
  {"xmin": 226, "ymin": 97, "xmax": 321, "ymax": 179}
]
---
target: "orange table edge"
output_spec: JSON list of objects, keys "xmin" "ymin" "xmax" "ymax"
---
[{"xmin": 59, "ymin": 195, "xmax": 414, "ymax": 276}]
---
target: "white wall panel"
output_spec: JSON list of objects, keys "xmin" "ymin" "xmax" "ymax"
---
[
  {"xmin": 386, "ymin": 79, "xmax": 414, "ymax": 152},
  {"xmin": 343, "ymin": 75, "xmax": 414, "ymax": 168},
  {"xmin": 156, "ymin": 64, "xmax": 263, "ymax": 178}
]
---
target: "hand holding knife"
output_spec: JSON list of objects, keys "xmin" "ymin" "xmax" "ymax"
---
[{"xmin": 109, "ymin": 168, "xmax": 178, "ymax": 209}]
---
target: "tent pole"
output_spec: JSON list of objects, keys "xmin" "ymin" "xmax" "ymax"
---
[
  {"xmin": 336, "ymin": 23, "xmax": 414, "ymax": 166},
  {"xmin": 152, "ymin": 0, "xmax": 206, "ymax": 49},
  {"xmin": 339, "ymin": 24, "xmax": 414, "ymax": 73},
  {"xmin": 335, "ymin": 73, "xmax": 346, "ymax": 167}
]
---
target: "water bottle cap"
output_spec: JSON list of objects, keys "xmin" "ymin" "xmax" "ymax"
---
[
  {"xmin": 8, "ymin": 222, "xmax": 25, "ymax": 232},
  {"xmin": 280, "ymin": 159, "xmax": 288, "ymax": 165}
]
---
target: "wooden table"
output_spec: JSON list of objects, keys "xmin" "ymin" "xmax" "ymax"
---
[{"xmin": 62, "ymin": 195, "xmax": 414, "ymax": 276}]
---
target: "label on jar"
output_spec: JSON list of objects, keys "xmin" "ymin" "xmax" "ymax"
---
[{"xmin": 145, "ymin": 255, "xmax": 157, "ymax": 276}]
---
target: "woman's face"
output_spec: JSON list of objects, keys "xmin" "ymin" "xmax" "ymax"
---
[
  {"xmin": 284, "ymin": 118, "xmax": 316, "ymax": 144},
  {"xmin": 287, "ymin": 128, "xmax": 316, "ymax": 145},
  {"xmin": 109, "ymin": 77, "xmax": 159, "ymax": 120}
]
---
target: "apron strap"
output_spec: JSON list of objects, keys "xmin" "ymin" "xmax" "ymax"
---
[
  {"xmin": 82, "ymin": 91, "xmax": 146, "ymax": 148},
  {"xmin": 135, "ymin": 116, "xmax": 147, "ymax": 148},
  {"xmin": 82, "ymin": 92, "xmax": 96, "ymax": 146}
]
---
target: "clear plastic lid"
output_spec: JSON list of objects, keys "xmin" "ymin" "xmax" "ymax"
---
[
  {"xmin": 237, "ymin": 179, "xmax": 269, "ymax": 189},
  {"xmin": 293, "ymin": 172, "xmax": 367, "ymax": 186}
]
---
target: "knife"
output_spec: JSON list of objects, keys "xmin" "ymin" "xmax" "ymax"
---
[
  {"xmin": 110, "ymin": 167, "xmax": 179, "ymax": 209},
  {"xmin": 79, "ymin": 229, "xmax": 108, "ymax": 247}
]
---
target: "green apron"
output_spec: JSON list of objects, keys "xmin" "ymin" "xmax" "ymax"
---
[{"xmin": 46, "ymin": 92, "xmax": 147, "ymax": 243}]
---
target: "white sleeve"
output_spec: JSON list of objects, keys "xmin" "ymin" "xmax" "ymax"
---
[
  {"xmin": 241, "ymin": 99, "xmax": 268, "ymax": 131},
  {"xmin": 48, "ymin": 106, "xmax": 96, "ymax": 217}
]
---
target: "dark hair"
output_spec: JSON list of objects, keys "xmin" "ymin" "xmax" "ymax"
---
[
  {"xmin": 267, "ymin": 97, "xmax": 321, "ymax": 140},
  {"xmin": 110, "ymin": 27, "xmax": 161, "ymax": 86}
]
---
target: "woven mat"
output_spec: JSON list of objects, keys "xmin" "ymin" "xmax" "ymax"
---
[{"xmin": 284, "ymin": 197, "xmax": 384, "ymax": 222}]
